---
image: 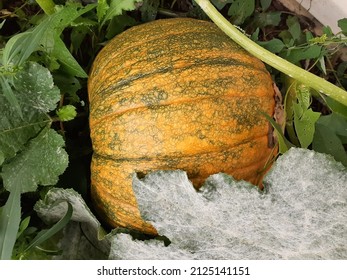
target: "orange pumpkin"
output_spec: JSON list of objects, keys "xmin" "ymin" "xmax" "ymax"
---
[{"xmin": 88, "ymin": 18, "xmax": 278, "ymax": 235}]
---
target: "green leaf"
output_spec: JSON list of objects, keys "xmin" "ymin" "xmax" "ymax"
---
[
  {"xmin": 51, "ymin": 35, "xmax": 87, "ymax": 78},
  {"xmin": 102, "ymin": 0, "xmax": 141, "ymax": 26},
  {"xmin": 284, "ymin": 45, "xmax": 322, "ymax": 64},
  {"xmin": 286, "ymin": 16, "xmax": 302, "ymax": 42},
  {"xmin": 228, "ymin": 0, "xmax": 255, "ymax": 25},
  {"xmin": 49, "ymin": 3, "xmax": 97, "ymax": 35},
  {"xmin": 252, "ymin": 11, "xmax": 282, "ymax": 28},
  {"xmin": 140, "ymin": 0, "xmax": 160, "ymax": 22},
  {"xmin": 316, "ymin": 113, "xmax": 347, "ymax": 138},
  {"xmin": 260, "ymin": 0, "xmax": 272, "ymax": 11},
  {"xmin": 296, "ymin": 83, "xmax": 311, "ymax": 110},
  {"xmin": 97, "ymin": 0, "xmax": 109, "ymax": 22},
  {"xmin": 0, "ymin": 62, "xmax": 59, "ymax": 161},
  {"xmin": 36, "ymin": 0, "xmax": 56, "ymax": 15},
  {"xmin": 16, "ymin": 216, "xmax": 31, "ymax": 239},
  {"xmin": 258, "ymin": 38, "xmax": 285, "ymax": 53},
  {"xmin": 322, "ymin": 25, "xmax": 334, "ymax": 37},
  {"xmin": 2, "ymin": 128, "xmax": 68, "ymax": 193},
  {"xmin": 211, "ymin": 0, "xmax": 233, "ymax": 10},
  {"xmin": 69, "ymin": 18, "xmax": 97, "ymax": 54},
  {"xmin": 338, "ymin": 18, "xmax": 347, "ymax": 35},
  {"xmin": 53, "ymin": 72, "xmax": 81, "ymax": 103},
  {"xmin": 278, "ymin": 30, "xmax": 294, "ymax": 46},
  {"xmin": 24, "ymin": 201, "xmax": 73, "ymax": 253},
  {"xmin": 13, "ymin": 62, "xmax": 60, "ymax": 112},
  {"xmin": 2, "ymin": 3, "xmax": 95, "ymax": 74},
  {"xmin": 305, "ymin": 31, "xmax": 314, "ymax": 42},
  {"xmin": 337, "ymin": 61, "xmax": 347, "ymax": 79},
  {"xmin": 323, "ymin": 96, "xmax": 347, "ymax": 119},
  {"xmin": 313, "ymin": 123, "xmax": 347, "ymax": 166},
  {"xmin": 251, "ymin": 28, "xmax": 260, "ymax": 41},
  {"xmin": 261, "ymin": 112, "xmax": 293, "ymax": 154},
  {"xmin": 287, "ymin": 81, "xmax": 317, "ymax": 150},
  {"xmin": 105, "ymin": 15, "xmax": 137, "ymax": 40},
  {"xmin": 293, "ymin": 105, "xmax": 321, "ymax": 148},
  {"xmin": 2, "ymin": 25, "xmax": 49, "ymax": 66},
  {"xmin": 0, "ymin": 188, "xmax": 21, "ymax": 260},
  {"xmin": 56, "ymin": 105, "xmax": 77, "ymax": 122}
]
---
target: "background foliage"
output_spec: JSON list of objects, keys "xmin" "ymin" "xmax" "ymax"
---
[{"xmin": 0, "ymin": 0, "xmax": 346, "ymax": 259}]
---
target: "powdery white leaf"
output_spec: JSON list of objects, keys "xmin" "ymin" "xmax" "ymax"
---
[
  {"xmin": 2, "ymin": 128, "xmax": 68, "ymax": 193},
  {"xmin": 0, "ymin": 62, "xmax": 59, "ymax": 160},
  {"xmin": 35, "ymin": 188, "xmax": 109, "ymax": 260},
  {"xmin": 14, "ymin": 62, "xmax": 60, "ymax": 112},
  {"xmin": 36, "ymin": 188, "xmax": 98, "ymax": 226},
  {"xmin": 110, "ymin": 148, "xmax": 347, "ymax": 260}
]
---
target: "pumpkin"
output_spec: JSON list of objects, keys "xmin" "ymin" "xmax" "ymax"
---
[{"xmin": 88, "ymin": 18, "xmax": 278, "ymax": 235}]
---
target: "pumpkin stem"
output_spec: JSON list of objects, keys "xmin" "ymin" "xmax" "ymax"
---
[{"xmin": 194, "ymin": 0, "xmax": 347, "ymax": 107}]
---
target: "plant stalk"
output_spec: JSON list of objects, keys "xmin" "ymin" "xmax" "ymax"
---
[
  {"xmin": 36, "ymin": 0, "xmax": 55, "ymax": 15},
  {"xmin": 194, "ymin": 0, "xmax": 347, "ymax": 107}
]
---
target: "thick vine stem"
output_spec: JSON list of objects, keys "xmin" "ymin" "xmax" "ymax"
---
[{"xmin": 194, "ymin": 0, "xmax": 347, "ymax": 107}]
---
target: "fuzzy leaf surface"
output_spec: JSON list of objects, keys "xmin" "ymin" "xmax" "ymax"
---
[
  {"xmin": 110, "ymin": 148, "xmax": 347, "ymax": 259},
  {"xmin": 33, "ymin": 149, "xmax": 347, "ymax": 260},
  {"xmin": 0, "ymin": 62, "xmax": 60, "ymax": 161},
  {"xmin": 2, "ymin": 128, "xmax": 68, "ymax": 193},
  {"xmin": 35, "ymin": 188, "xmax": 109, "ymax": 260}
]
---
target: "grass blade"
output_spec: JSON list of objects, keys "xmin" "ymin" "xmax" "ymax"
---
[
  {"xmin": 0, "ymin": 188, "xmax": 21, "ymax": 260},
  {"xmin": 261, "ymin": 112, "xmax": 294, "ymax": 154},
  {"xmin": 23, "ymin": 201, "xmax": 73, "ymax": 253},
  {"xmin": 0, "ymin": 75, "xmax": 23, "ymax": 118}
]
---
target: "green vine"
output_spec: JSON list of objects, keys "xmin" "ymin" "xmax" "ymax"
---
[{"xmin": 194, "ymin": 0, "xmax": 347, "ymax": 107}]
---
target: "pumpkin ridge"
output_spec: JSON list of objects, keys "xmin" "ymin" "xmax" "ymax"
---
[
  {"xmin": 89, "ymin": 58, "xmax": 269, "ymax": 102},
  {"xmin": 89, "ymin": 93, "xmax": 271, "ymax": 126},
  {"xmin": 92, "ymin": 150, "xmax": 272, "ymax": 173},
  {"xmin": 91, "ymin": 27, "xmax": 246, "ymax": 67},
  {"xmin": 90, "ymin": 77, "xmax": 272, "ymax": 118},
  {"xmin": 92, "ymin": 132, "xmax": 270, "ymax": 161},
  {"xmin": 89, "ymin": 66, "xmax": 173, "ymax": 103}
]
